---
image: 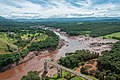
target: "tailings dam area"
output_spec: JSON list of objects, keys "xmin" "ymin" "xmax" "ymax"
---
[{"xmin": 0, "ymin": 27, "xmax": 118, "ymax": 80}]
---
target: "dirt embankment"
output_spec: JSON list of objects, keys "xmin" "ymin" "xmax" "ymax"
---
[{"xmin": 0, "ymin": 51, "xmax": 44, "ymax": 72}]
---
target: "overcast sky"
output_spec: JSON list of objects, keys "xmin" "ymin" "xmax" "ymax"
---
[{"xmin": 0, "ymin": 0, "xmax": 120, "ymax": 19}]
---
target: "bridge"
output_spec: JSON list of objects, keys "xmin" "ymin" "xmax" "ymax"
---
[{"xmin": 43, "ymin": 59, "xmax": 92, "ymax": 80}]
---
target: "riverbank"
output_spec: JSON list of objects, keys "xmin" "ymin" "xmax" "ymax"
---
[
  {"xmin": 0, "ymin": 36, "xmax": 64, "ymax": 72},
  {"xmin": 37, "ymin": 29, "xmax": 118, "ymax": 78},
  {"xmin": 0, "ymin": 27, "xmax": 118, "ymax": 80},
  {"xmin": 0, "ymin": 50, "xmax": 58, "ymax": 80},
  {"xmin": 36, "ymin": 30, "xmax": 118, "ymax": 78}
]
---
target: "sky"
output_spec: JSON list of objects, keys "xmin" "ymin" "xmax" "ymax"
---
[{"xmin": 0, "ymin": 0, "xmax": 120, "ymax": 19}]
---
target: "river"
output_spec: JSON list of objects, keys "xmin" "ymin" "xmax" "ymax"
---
[{"xmin": 0, "ymin": 28, "xmax": 117, "ymax": 80}]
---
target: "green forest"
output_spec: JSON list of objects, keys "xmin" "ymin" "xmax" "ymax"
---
[
  {"xmin": 0, "ymin": 25, "xmax": 59, "ymax": 71},
  {"xmin": 46, "ymin": 22, "xmax": 120, "ymax": 37},
  {"xmin": 97, "ymin": 41, "xmax": 120, "ymax": 80},
  {"xmin": 1, "ymin": 19, "xmax": 120, "ymax": 37},
  {"xmin": 21, "ymin": 71, "xmax": 40, "ymax": 80},
  {"xmin": 59, "ymin": 50, "xmax": 99, "ymax": 69}
]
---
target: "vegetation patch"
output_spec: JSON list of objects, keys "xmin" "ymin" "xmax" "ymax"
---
[
  {"xmin": 46, "ymin": 70, "xmax": 86, "ymax": 80},
  {"xmin": 59, "ymin": 50, "xmax": 99, "ymax": 69},
  {"xmin": 0, "ymin": 26, "xmax": 59, "ymax": 70},
  {"xmin": 47, "ymin": 22, "xmax": 120, "ymax": 37},
  {"xmin": 96, "ymin": 41, "xmax": 120, "ymax": 80},
  {"xmin": 21, "ymin": 71, "xmax": 40, "ymax": 80},
  {"xmin": 101, "ymin": 32, "xmax": 120, "ymax": 40}
]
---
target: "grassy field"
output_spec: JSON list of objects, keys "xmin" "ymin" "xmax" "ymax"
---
[
  {"xmin": 0, "ymin": 32, "xmax": 17, "ymax": 44},
  {"xmin": 0, "ymin": 30, "xmax": 48, "ymax": 54},
  {"xmin": 0, "ymin": 32, "xmax": 18, "ymax": 53},
  {"xmin": 0, "ymin": 40, "xmax": 9, "ymax": 52},
  {"xmin": 100, "ymin": 32, "xmax": 120, "ymax": 40}
]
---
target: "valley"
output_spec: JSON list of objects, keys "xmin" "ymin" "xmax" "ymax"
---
[
  {"xmin": 0, "ymin": 0, "xmax": 120, "ymax": 80},
  {"xmin": 0, "ymin": 25, "xmax": 118, "ymax": 80}
]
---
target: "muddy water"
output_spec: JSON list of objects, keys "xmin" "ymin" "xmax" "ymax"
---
[
  {"xmin": 0, "ymin": 30, "xmax": 116, "ymax": 80},
  {"xmin": 53, "ymin": 31, "xmax": 89, "ymax": 58},
  {"xmin": 0, "ymin": 50, "xmax": 58, "ymax": 80}
]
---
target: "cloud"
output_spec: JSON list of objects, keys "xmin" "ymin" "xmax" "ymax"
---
[{"xmin": 0, "ymin": 0, "xmax": 119, "ymax": 19}]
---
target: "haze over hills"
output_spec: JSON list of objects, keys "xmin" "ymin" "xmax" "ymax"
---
[
  {"xmin": 0, "ymin": 16, "xmax": 120, "ymax": 22},
  {"xmin": 0, "ymin": 16, "xmax": 5, "ymax": 20}
]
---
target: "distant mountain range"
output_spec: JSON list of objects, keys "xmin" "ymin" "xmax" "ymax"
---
[
  {"xmin": 0, "ymin": 16, "xmax": 5, "ymax": 19},
  {"xmin": 14, "ymin": 17, "xmax": 120, "ymax": 22},
  {"xmin": 0, "ymin": 16, "xmax": 120, "ymax": 22}
]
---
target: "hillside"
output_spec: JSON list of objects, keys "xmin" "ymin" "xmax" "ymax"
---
[
  {"xmin": 15, "ymin": 17, "xmax": 120, "ymax": 22},
  {"xmin": 0, "ymin": 16, "xmax": 5, "ymax": 20},
  {"xmin": 0, "ymin": 26, "xmax": 59, "ymax": 70}
]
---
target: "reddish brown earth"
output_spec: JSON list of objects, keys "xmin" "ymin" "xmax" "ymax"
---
[{"xmin": 75, "ymin": 59, "xmax": 97, "ymax": 75}]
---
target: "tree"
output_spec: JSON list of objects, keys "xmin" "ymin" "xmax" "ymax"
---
[
  {"xmin": 21, "ymin": 71, "xmax": 40, "ymax": 80},
  {"xmin": 105, "ymin": 75, "xmax": 116, "ymax": 80}
]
